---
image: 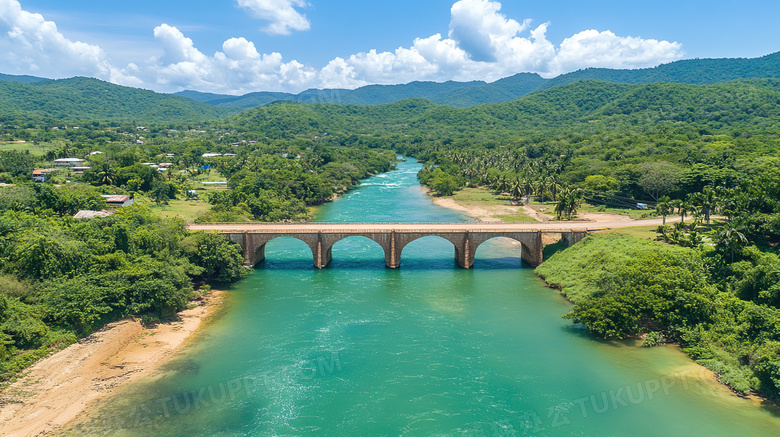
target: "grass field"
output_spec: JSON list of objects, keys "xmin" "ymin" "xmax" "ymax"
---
[
  {"xmin": 579, "ymin": 204, "xmax": 657, "ymax": 220},
  {"xmin": 0, "ymin": 140, "xmax": 61, "ymax": 157},
  {"xmin": 447, "ymin": 188, "xmax": 536, "ymax": 223},
  {"xmin": 592, "ymin": 224, "xmax": 660, "ymax": 240},
  {"xmin": 135, "ymin": 194, "xmax": 212, "ymax": 223}
]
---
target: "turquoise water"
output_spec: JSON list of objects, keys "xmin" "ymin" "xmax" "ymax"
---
[{"xmin": 68, "ymin": 159, "xmax": 780, "ymax": 436}]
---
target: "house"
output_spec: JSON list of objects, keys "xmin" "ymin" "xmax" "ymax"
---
[
  {"xmin": 202, "ymin": 153, "xmax": 222, "ymax": 158},
  {"xmin": 70, "ymin": 166, "xmax": 91, "ymax": 175},
  {"xmin": 32, "ymin": 168, "xmax": 55, "ymax": 182},
  {"xmin": 101, "ymin": 195, "xmax": 134, "ymax": 207},
  {"xmin": 89, "ymin": 151, "xmax": 104, "ymax": 156},
  {"xmin": 74, "ymin": 210, "xmax": 116, "ymax": 219},
  {"xmin": 54, "ymin": 158, "xmax": 85, "ymax": 167}
]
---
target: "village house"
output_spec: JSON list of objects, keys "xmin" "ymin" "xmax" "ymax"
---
[
  {"xmin": 101, "ymin": 195, "xmax": 134, "ymax": 208},
  {"xmin": 53, "ymin": 158, "xmax": 85, "ymax": 167},
  {"xmin": 32, "ymin": 168, "xmax": 55, "ymax": 182},
  {"xmin": 73, "ymin": 210, "xmax": 116, "ymax": 219}
]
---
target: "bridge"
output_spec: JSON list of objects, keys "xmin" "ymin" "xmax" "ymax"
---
[{"xmin": 188, "ymin": 223, "xmax": 591, "ymax": 269}]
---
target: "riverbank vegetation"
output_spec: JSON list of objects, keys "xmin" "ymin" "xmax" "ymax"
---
[
  {"xmin": 0, "ymin": 186, "xmax": 248, "ymax": 381},
  {"xmin": 537, "ymin": 171, "xmax": 780, "ymax": 400}
]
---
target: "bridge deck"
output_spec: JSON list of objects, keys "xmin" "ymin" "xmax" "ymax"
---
[{"xmin": 187, "ymin": 222, "xmax": 599, "ymax": 234}]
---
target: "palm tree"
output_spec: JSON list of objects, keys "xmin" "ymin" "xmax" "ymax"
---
[
  {"xmin": 96, "ymin": 163, "xmax": 117, "ymax": 186},
  {"xmin": 555, "ymin": 186, "xmax": 584, "ymax": 220},
  {"xmin": 714, "ymin": 224, "xmax": 748, "ymax": 263},
  {"xmin": 678, "ymin": 201, "xmax": 692, "ymax": 223},
  {"xmin": 509, "ymin": 180, "xmax": 524, "ymax": 202},
  {"xmin": 655, "ymin": 196, "xmax": 673, "ymax": 225},
  {"xmin": 697, "ymin": 187, "xmax": 718, "ymax": 225}
]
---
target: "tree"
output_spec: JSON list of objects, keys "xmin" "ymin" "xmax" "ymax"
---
[
  {"xmin": 637, "ymin": 162, "xmax": 682, "ymax": 201},
  {"xmin": 714, "ymin": 223, "xmax": 749, "ymax": 263},
  {"xmin": 555, "ymin": 186, "xmax": 584, "ymax": 220},
  {"xmin": 95, "ymin": 163, "xmax": 117, "ymax": 186},
  {"xmin": 655, "ymin": 196, "xmax": 673, "ymax": 225},
  {"xmin": 584, "ymin": 175, "xmax": 619, "ymax": 194},
  {"xmin": 688, "ymin": 187, "xmax": 718, "ymax": 225}
]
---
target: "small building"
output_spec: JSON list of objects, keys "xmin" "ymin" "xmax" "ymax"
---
[
  {"xmin": 202, "ymin": 153, "xmax": 222, "ymax": 158},
  {"xmin": 74, "ymin": 210, "xmax": 116, "ymax": 219},
  {"xmin": 54, "ymin": 158, "xmax": 85, "ymax": 167},
  {"xmin": 90, "ymin": 151, "xmax": 104, "ymax": 156},
  {"xmin": 101, "ymin": 195, "xmax": 134, "ymax": 208},
  {"xmin": 32, "ymin": 168, "xmax": 55, "ymax": 182},
  {"xmin": 70, "ymin": 166, "xmax": 91, "ymax": 175}
]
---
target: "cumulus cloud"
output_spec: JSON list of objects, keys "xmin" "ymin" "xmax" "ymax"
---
[
  {"xmin": 449, "ymin": 0, "xmax": 530, "ymax": 62},
  {"xmin": 237, "ymin": 0, "xmax": 310, "ymax": 35},
  {"xmin": 0, "ymin": 0, "xmax": 685, "ymax": 94},
  {"xmin": 0, "ymin": 0, "xmax": 131, "ymax": 82}
]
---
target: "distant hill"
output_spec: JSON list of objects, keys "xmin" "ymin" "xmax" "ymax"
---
[
  {"xmin": 226, "ymin": 79, "xmax": 780, "ymax": 139},
  {"xmin": 174, "ymin": 75, "xmax": 547, "ymax": 109},
  {"xmin": 0, "ymin": 77, "xmax": 238, "ymax": 122},
  {"xmin": 538, "ymin": 51, "xmax": 780, "ymax": 91},
  {"xmin": 176, "ymin": 51, "xmax": 780, "ymax": 109},
  {"xmin": 0, "ymin": 73, "xmax": 49, "ymax": 84}
]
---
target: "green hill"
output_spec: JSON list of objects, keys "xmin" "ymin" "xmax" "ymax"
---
[
  {"xmin": 174, "ymin": 52, "xmax": 780, "ymax": 109},
  {"xmin": 0, "ymin": 77, "xmax": 238, "ymax": 122},
  {"xmin": 539, "ymin": 51, "xmax": 780, "ymax": 91},
  {"xmin": 225, "ymin": 79, "xmax": 780, "ymax": 139},
  {"xmin": 0, "ymin": 73, "xmax": 49, "ymax": 84}
]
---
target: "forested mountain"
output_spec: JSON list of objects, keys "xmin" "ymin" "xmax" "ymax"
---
[
  {"xmin": 0, "ymin": 77, "xmax": 238, "ymax": 123},
  {"xmin": 0, "ymin": 73, "xmax": 48, "ymax": 84},
  {"xmin": 226, "ymin": 79, "xmax": 780, "ymax": 139},
  {"xmin": 539, "ymin": 51, "xmax": 780, "ymax": 91},
  {"xmin": 1, "ymin": 52, "xmax": 776, "ymax": 121},
  {"xmin": 174, "ymin": 52, "xmax": 780, "ymax": 109}
]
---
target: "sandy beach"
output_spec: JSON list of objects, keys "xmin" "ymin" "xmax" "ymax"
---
[{"xmin": 0, "ymin": 290, "xmax": 225, "ymax": 437}]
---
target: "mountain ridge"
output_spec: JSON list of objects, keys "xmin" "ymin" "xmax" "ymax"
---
[{"xmin": 173, "ymin": 51, "xmax": 780, "ymax": 109}]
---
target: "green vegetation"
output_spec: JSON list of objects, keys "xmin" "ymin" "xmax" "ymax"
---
[
  {"xmin": 177, "ymin": 52, "xmax": 780, "ymax": 109},
  {"xmin": 537, "ymin": 171, "xmax": 780, "ymax": 400},
  {"xmin": 0, "ymin": 184, "xmax": 247, "ymax": 380},
  {"xmin": 0, "ymin": 77, "xmax": 237, "ymax": 123}
]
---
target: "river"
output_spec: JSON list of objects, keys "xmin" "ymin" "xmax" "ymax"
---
[{"xmin": 68, "ymin": 158, "xmax": 780, "ymax": 436}]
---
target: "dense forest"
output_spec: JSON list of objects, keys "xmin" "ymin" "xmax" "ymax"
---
[{"xmin": 0, "ymin": 193, "xmax": 248, "ymax": 379}]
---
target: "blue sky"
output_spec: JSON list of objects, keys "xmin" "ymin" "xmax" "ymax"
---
[{"xmin": 1, "ymin": 0, "xmax": 778, "ymax": 94}]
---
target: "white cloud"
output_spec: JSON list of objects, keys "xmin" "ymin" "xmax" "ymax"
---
[
  {"xmin": 0, "ymin": 0, "xmax": 685, "ymax": 95},
  {"xmin": 0, "ymin": 0, "xmax": 131, "ymax": 82},
  {"xmin": 236, "ymin": 0, "xmax": 310, "ymax": 35},
  {"xmin": 449, "ymin": 0, "xmax": 530, "ymax": 62},
  {"xmin": 554, "ymin": 30, "xmax": 683, "ymax": 71}
]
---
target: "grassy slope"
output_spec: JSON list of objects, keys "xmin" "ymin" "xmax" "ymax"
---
[{"xmin": 535, "ymin": 232, "xmax": 692, "ymax": 303}]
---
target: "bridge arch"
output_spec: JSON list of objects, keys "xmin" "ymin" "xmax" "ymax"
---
[
  {"xmin": 472, "ymin": 236, "xmax": 528, "ymax": 268},
  {"xmin": 398, "ymin": 234, "xmax": 463, "ymax": 268},
  {"xmin": 324, "ymin": 235, "xmax": 388, "ymax": 267},
  {"xmin": 253, "ymin": 236, "xmax": 319, "ymax": 267}
]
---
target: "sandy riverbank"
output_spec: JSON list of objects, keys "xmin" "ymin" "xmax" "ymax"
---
[{"xmin": 0, "ymin": 290, "xmax": 225, "ymax": 437}]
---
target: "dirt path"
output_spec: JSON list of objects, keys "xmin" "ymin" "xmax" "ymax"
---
[{"xmin": 0, "ymin": 291, "xmax": 224, "ymax": 437}]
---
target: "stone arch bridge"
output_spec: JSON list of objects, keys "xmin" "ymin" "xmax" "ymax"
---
[{"xmin": 189, "ymin": 223, "xmax": 590, "ymax": 269}]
